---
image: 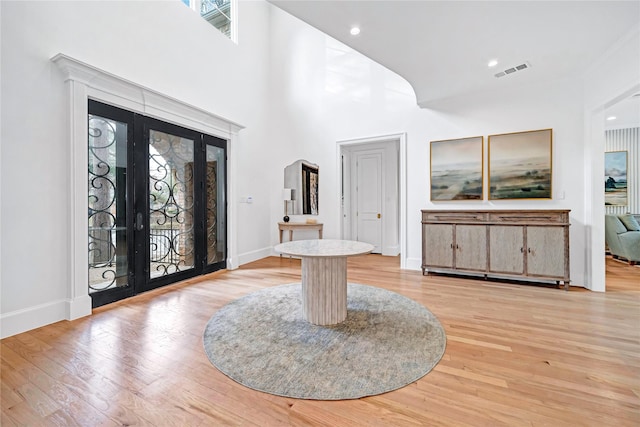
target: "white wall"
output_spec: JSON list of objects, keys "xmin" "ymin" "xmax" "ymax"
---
[
  {"xmin": 0, "ymin": 0, "xmax": 277, "ymax": 337},
  {"xmin": 268, "ymin": 6, "xmax": 588, "ymax": 284},
  {"xmin": 267, "ymin": 7, "xmax": 417, "ymax": 249},
  {"xmin": 267, "ymin": 12, "xmax": 639, "ymax": 292},
  {"xmin": 404, "ymin": 79, "xmax": 585, "ymax": 277}
]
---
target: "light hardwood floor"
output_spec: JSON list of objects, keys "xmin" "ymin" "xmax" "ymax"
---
[{"xmin": 2, "ymin": 256, "xmax": 639, "ymax": 426}]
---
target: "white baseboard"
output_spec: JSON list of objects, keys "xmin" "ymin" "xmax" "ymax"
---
[
  {"xmin": 1, "ymin": 299, "xmax": 67, "ymax": 339},
  {"xmin": 68, "ymin": 295, "xmax": 92, "ymax": 320},
  {"xmin": 382, "ymin": 245, "xmax": 400, "ymax": 256},
  {"xmin": 237, "ymin": 246, "xmax": 273, "ymax": 266},
  {"xmin": 404, "ymin": 257, "xmax": 422, "ymax": 271},
  {"xmin": 1, "ymin": 295, "xmax": 92, "ymax": 339},
  {"xmin": 1, "ymin": 248, "xmax": 276, "ymax": 338}
]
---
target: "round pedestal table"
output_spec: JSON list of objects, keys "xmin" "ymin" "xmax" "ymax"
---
[{"xmin": 274, "ymin": 239, "xmax": 374, "ymax": 325}]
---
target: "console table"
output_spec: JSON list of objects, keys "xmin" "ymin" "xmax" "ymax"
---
[
  {"xmin": 274, "ymin": 239, "xmax": 374, "ymax": 325},
  {"xmin": 278, "ymin": 221, "xmax": 323, "ymax": 243},
  {"xmin": 421, "ymin": 210, "xmax": 571, "ymax": 290}
]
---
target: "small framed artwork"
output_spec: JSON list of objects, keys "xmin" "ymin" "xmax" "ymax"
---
[
  {"xmin": 430, "ymin": 136, "xmax": 483, "ymax": 201},
  {"xmin": 488, "ymin": 129, "xmax": 552, "ymax": 200},
  {"xmin": 604, "ymin": 151, "xmax": 627, "ymax": 206}
]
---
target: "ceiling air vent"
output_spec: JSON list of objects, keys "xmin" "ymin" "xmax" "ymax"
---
[{"xmin": 495, "ymin": 62, "xmax": 530, "ymax": 78}]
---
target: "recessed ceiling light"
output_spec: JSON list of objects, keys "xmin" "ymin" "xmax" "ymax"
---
[
  {"xmin": 606, "ymin": 116, "xmax": 617, "ymax": 121},
  {"xmin": 350, "ymin": 26, "xmax": 360, "ymax": 36},
  {"xmin": 487, "ymin": 59, "xmax": 498, "ymax": 68}
]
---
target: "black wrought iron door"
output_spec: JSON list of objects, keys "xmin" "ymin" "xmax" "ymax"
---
[
  {"xmin": 202, "ymin": 139, "xmax": 227, "ymax": 274},
  {"xmin": 88, "ymin": 101, "xmax": 227, "ymax": 307}
]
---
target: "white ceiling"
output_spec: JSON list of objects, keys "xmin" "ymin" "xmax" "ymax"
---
[{"xmin": 269, "ymin": 0, "xmax": 640, "ymax": 126}]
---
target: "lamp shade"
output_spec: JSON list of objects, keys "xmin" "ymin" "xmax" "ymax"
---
[{"xmin": 282, "ymin": 188, "xmax": 292, "ymax": 201}]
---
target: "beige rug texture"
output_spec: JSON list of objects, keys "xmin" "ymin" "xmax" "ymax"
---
[{"xmin": 203, "ymin": 283, "xmax": 446, "ymax": 400}]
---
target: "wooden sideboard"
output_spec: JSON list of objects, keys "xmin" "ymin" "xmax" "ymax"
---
[{"xmin": 421, "ymin": 210, "xmax": 570, "ymax": 290}]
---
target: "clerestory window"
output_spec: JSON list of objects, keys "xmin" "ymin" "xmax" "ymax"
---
[{"xmin": 182, "ymin": 0, "xmax": 236, "ymax": 42}]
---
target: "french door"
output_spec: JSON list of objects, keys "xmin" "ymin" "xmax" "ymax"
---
[{"xmin": 88, "ymin": 100, "xmax": 226, "ymax": 308}]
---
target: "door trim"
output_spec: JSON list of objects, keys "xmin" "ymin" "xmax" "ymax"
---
[
  {"xmin": 53, "ymin": 53, "xmax": 243, "ymax": 320},
  {"xmin": 337, "ymin": 133, "xmax": 407, "ymax": 268}
]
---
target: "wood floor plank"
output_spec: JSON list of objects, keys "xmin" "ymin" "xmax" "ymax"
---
[
  {"xmin": 3, "ymin": 400, "xmax": 51, "ymax": 427},
  {"xmin": 1, "ymin": 380, "xmax": 24, "ymax": 411},
  {"xmin": 1, "ymin": 255, "xmax": 638, "ymax": 426}
]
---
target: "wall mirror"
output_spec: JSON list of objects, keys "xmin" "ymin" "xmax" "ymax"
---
[{"xmin": 284, "ymin": 160, "xmax": 319, "ymax": 215}]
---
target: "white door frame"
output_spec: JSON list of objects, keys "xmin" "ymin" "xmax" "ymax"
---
[
  {"xmin": 586, "ymin": 82, "xmax": 640, "ymax": 292},
  {"xmin": 337, "ymin": 133, "xmax": 407, "ymax": 268},
  {"xmin": 51, "ymin": 54, "xmax": 243, "ymax": 322}
]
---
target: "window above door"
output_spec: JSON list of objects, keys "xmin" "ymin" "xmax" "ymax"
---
[{"xmin": 182, "ymin": 0, "xmax": 237, "ymax": 42}]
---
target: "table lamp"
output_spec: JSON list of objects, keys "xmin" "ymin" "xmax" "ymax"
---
[{"xmin": 283, "ymin": 188, "xmax": 292, "ymax": 222}]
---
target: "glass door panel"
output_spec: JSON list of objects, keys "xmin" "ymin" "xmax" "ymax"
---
[
  {"xmin": 206, "ymin": 144, "xmax": 226, "ymax": 267},
  {"xmin": 148, "ymin": 130, "xmax": 195, "ymax": 279},
  {"xmin": 88, "ymin": 114, "xmax": 130, "ymax": 295}
]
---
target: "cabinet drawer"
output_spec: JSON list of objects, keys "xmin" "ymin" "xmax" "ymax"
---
[
  {"xmin": 422, "ymin": 211, "xmax": 487, "ymax": 223},
  {"xmin": 488, "ymin": 211, "xmax": 568, "ymax": 224}
]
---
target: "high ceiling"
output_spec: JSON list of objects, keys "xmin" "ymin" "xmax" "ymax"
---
[{"xmin": 269, "ymin": 0, "xmax": 640, "ymax": 124}]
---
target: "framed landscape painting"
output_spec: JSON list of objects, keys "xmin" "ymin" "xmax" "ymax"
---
[
  {"xmin": 430, "ymin": 136, "xmax": 483, "ymax": 201},
  {"xmin": 604, "ymin": 151, "xmax": 627, "ymax": 206},
  {"xmin": 488, "ymin": 129, "xmax": 552, "ymax": 200}
]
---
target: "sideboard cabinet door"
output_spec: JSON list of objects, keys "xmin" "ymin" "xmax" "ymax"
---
[
  {"xmin": 455, "ymin": 225, "xmax": 487, "ymax": 271},
  {"xmin": 423, "ymin": 223, "xmax": 454, "ymax": 268},
  {"xmin": 489, "ymin": 226, "xmax": 525, "ymax": 275},
  {"xmin": 526, "ymin": 226, "xmax": 566, "ymax": 278}
]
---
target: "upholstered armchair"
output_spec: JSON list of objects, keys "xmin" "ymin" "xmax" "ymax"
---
[{"xmin": 605, "ymin": 214, "xmax": 640, "ymax": 265}]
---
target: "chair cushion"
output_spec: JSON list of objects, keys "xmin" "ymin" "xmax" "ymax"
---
[{"xmin": 619, "ymin": 214, "xmax": 640, "ymax": 231}]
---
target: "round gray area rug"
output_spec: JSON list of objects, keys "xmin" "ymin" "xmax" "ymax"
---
[{"xmin": 203, "ymin": 283, "xmax": 446, "ymax": 400}]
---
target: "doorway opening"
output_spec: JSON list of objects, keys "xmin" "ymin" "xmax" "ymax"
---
[
  {"xmin": 603, "ymin": 94, "xmax": 640, "ymax": 292},
  {"xmin": 338, "ymin": 134, "xmax": 406, "ymax": 267}
]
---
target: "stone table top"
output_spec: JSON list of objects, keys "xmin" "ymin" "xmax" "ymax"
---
[{"xmin": 274, "ymin": 239, "xmax": 374, "ymax": 258}]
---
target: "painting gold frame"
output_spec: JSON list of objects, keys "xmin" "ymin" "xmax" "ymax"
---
[
  {"xmin": 430, "ymin": 136, "xmax": 484, "ymax": 201},
  {"xmin": 488, "ymin": 129, "xmax": 552, "ymax": 200}
]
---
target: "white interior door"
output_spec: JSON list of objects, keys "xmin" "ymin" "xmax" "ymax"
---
[{"xmin": 355, "ymin": 151, "xmax": 382, "ymax": 253}]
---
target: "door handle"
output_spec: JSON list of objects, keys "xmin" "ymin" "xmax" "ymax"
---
[{"xmin": 135, "ymin": 212, "xmax": 144, "ymax": 231}]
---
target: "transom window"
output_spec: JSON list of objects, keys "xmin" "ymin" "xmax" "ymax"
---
[{"xmin": 182, "ymin": 0, "xmax": 236, "ymax": 42}]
